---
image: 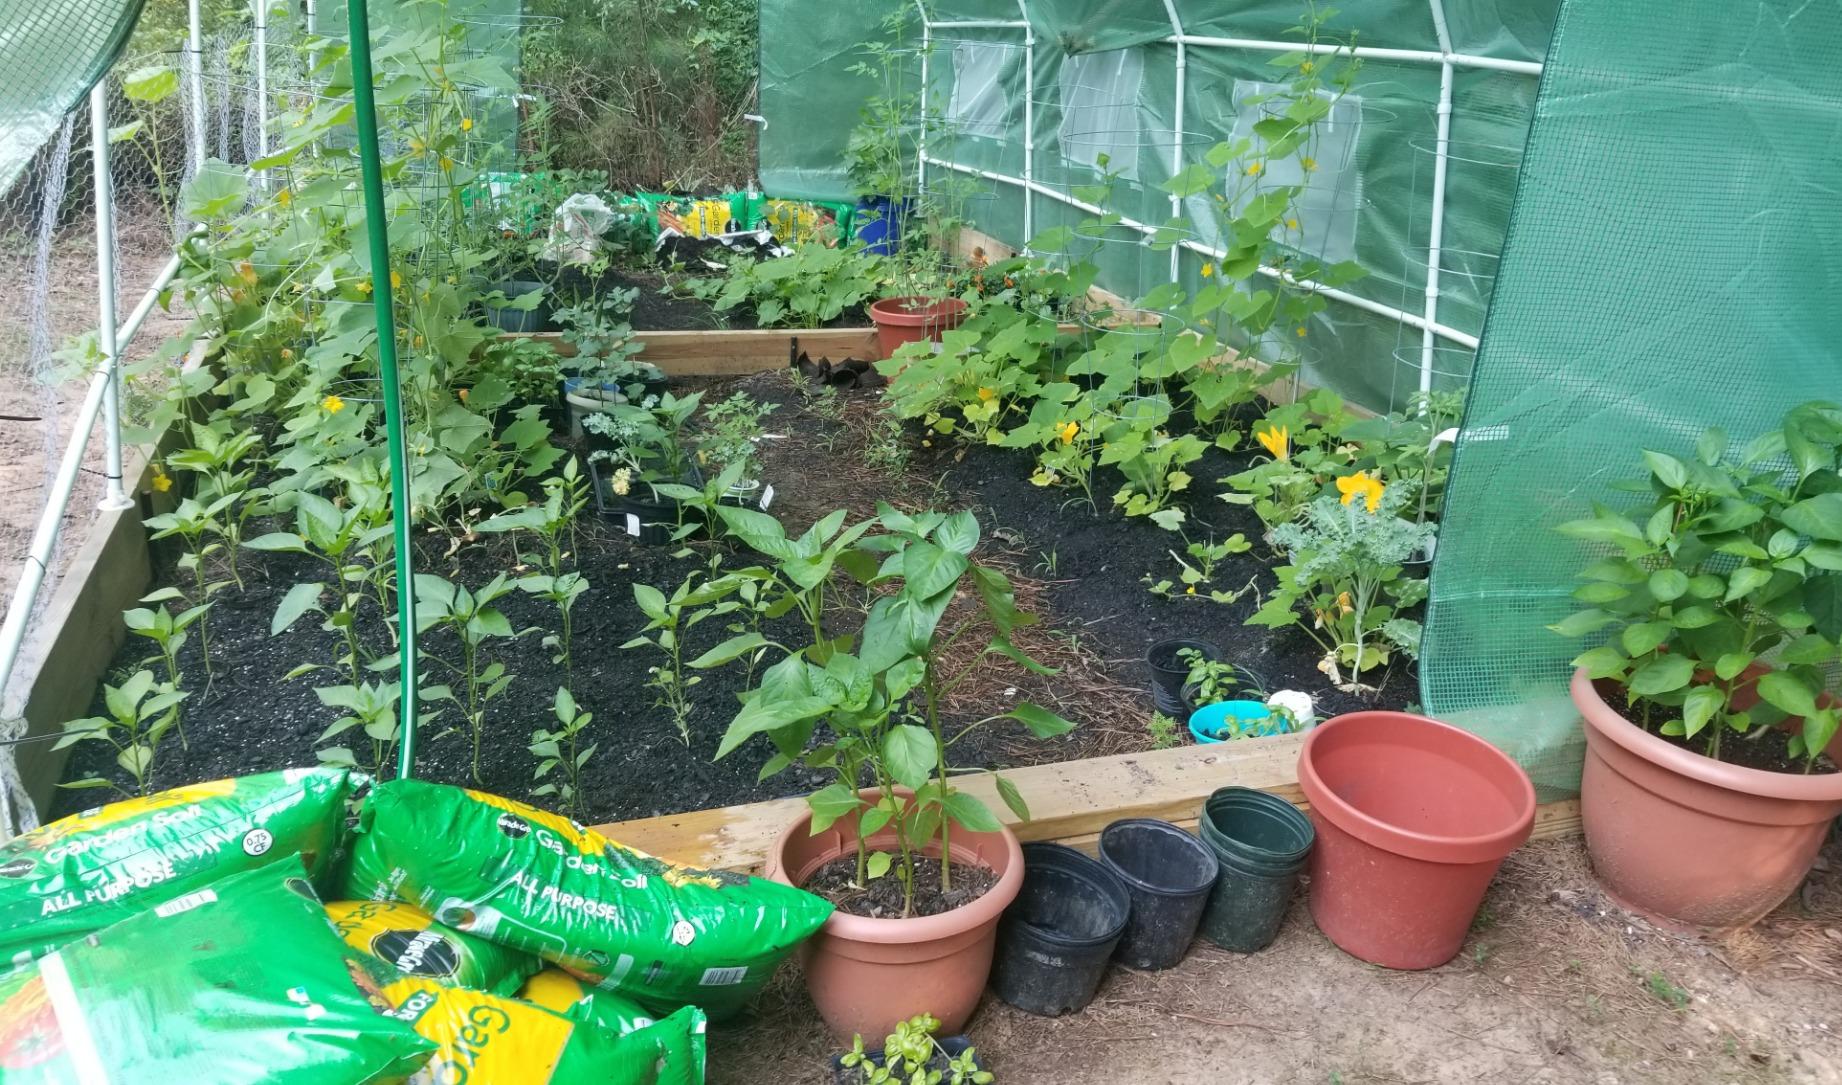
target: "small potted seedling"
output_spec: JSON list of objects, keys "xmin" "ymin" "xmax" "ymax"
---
[
  {"xmin": 1180, "ymin": 651, "xmax": 1279, "ymax": 744},
  {"xmin": 695, "ymin": 391, "xmax": 779, "ymax": 509},
  {"xmin": 833, "ymin": 1015, "xmax": 992, "ymax": 1085}
]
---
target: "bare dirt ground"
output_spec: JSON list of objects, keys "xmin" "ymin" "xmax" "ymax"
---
[
  {"xmin": 0, "ymin": 213, "xmax": 191, "ymax": 609},
  {"xmin": 713, "ymin": 835, "xmax": 1842, "ymax": 1084}
]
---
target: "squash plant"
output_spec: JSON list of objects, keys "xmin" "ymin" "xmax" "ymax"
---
[{"xmin": 1552, "ymin": 402, "xmax": 1842, "ymax": 767}]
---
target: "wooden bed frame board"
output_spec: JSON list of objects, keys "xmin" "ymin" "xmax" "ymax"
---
[{"xmin": 590, "ymin": 732, "xmax": 1582, "ymax": 872}]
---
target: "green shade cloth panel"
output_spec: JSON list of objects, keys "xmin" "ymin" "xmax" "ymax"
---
[
  {"xmin": 1420, "ymin": 0, "xmax": 1842, "ymax": 802},
  {"xmin": 0, "ymin": 0, "xmax": 148, "ymax": 198}
]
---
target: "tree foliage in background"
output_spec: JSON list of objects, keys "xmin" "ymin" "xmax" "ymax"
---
[{"xmin": 524, "ymin": 0, "xmax": 759, "ymax": 191}]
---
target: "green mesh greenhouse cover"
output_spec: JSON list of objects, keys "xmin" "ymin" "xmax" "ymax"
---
[
  {"xmin": 0, "ymin": 0, "xmax": 148, "ymax": 197},
  {"xmin": 1421, "ymin": 0, "xmax": 1842, "ymax": 801},
  {"xmin": 759, "ymin": 0, "xmax": 1557, "ymax": 412}
]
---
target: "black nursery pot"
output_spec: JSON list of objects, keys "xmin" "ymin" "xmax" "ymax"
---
[
  {"xmin": 830, "ymin": 1035, "xmax": 980, "ymax": 1085},
  {"xmin": 483, "ymin": 278, "xmax": 552, "ymax": 333},
  {"xmin": 992, "ymin": 843, "xmax": 1132, "ymax": 1017},
  {"xmin": 1098, "ymin": 818, "xmax": 1219, "ymax": 971},
  {"xmin": 589, "ymin": 461, "xmax": 700, "ymax": 545},
  {"xmin": 1146, "ymin": 638, "xmax": 1220, "ymax": 718},
  {"xmin": 1196, "ymin": 787, "xmax": 1314, "ymax": 954}
]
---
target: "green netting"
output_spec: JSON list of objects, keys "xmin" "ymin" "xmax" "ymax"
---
[
  {"xmin": 0, "ymin": 0, "xmax": 148, "ymax": 197},
  {"xmin": 1421, "ymin": 0, "xmax": 1842, "ymax": 802},
  {"xmin": 757, "ymin": 0, "xmax": 1557, "ymax": 412}
]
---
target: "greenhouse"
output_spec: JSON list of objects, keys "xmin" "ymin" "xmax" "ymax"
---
[{"xmin": 0, "ymin": 0, "xmax": 1837, "ymax": 1081}]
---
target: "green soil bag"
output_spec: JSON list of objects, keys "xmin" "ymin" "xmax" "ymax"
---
[
  {"xmin": 0, "ymin": 859, "xmax": 434, "ymax": 1083},
  {"xmin": 344, "ymin": 779, "xmax": 833, "ymax": 1018},
  {"xmin": 519, "ymin": 968, "xmax": 658, "ymax": 1036},
  {"xmin": 0, "ymin": 768, "xmax": 360, "ymax": 964},
  {"xmin": 328, "ymin": 899, "xmax": 540, "ymax": 998},
  {"xmin": 380, "ymin": 976, "xmax": 705, "ymax": 1084}
]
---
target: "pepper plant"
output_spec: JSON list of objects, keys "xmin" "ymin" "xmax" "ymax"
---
[
  {"xmin": 55, "ymin": 671, "xmax": 187, "ymax": 799},
  {"xmin": 1551, "ymin": 402, "xmax": 1842, "ymax": 767}
]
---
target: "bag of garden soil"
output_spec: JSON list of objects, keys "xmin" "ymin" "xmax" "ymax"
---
[
  {"xmin": 328, "ymin": 898, "xmax": 541, "ymax": 997},
  {"xmin": 344, "ymin": 778, "xmax": 832, "ymax": 1017},
  {"xmin": 381, "ymin": 976, "xmax": 705, "ymax": 1085},
  {"xmin": 519, "ymin": 967, "xmax": 660, "ymax": 1036},
  {"xmin": 0, "ymin": 860, "xmax": 434, "ymax": 1084},
  {"xmin": 0, "ymin": 767, "xmax": 360, "ymax": 964}
]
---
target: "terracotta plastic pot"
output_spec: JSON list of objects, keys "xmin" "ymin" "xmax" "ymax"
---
[
  {"xmin": 765, "ymin": 790, "xmax": 1022, "ymax": 1041},
  {"xmin": 869, "ymin": 296, "xmax": 968, "ymax": 359},
  {"xmin": 1573, "ymin": 668, "xmax": 1842, "ymax": 931},
  {"xmin": 1298, "ymin": 711, "xmax": 1535, "ymax": 969}
]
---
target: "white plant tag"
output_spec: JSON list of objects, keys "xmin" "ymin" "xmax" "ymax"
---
[
  {"xmin": 758, "ymin": 484, "xmax": 775, "ymax": 511},
  {"xmin": 625, "ymin": 513, "xmax": 641, "ymax": 537}
]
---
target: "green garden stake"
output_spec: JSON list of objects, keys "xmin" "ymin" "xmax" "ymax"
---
[{"xmin": 345, "ymin": 0, "xmax": 420, "ymax": 780}]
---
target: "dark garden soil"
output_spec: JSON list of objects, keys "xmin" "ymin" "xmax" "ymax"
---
[
  {"xmin": 56, "ymin": 362, "xmax": 1414, "ymax": 826},
  {"xmin": 1592, "ymin": 678, "xmax": 1840, "ymax": 775},
  {"xmin": 804, "ymin": 856, "xmax": 997, "ymax": 920},
  {"xmin": 551, "ymin": 262, "xmax": 873, "ymax": 333}
]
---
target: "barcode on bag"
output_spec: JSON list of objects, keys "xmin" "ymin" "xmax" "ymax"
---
[
  {"xmin": 155, "ymin": 889, "xmax": 217, "ymax": 918},
  {"xmin": 624, "ymin": 513, "xmax": 641, "ymax": 537},
  {"xmin": 699, "ymin": 966, "xmax": 749, "ymax": 986}
]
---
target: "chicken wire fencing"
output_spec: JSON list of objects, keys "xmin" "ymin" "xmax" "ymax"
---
[
  {"xmin": 0, "ymin": 4, "xmax": 306, "ymax": 836},
  {"xmin": 758, "ymin": 0, "xmax": 1555, "ymax": 416}
]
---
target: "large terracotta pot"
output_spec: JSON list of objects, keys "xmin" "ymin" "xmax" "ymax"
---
[
  {"xmin": 765, "ymin": 790, "xmax": 1022, "ymax": 1041},
  {"xmin": 1298, "ymin": 711, "xmax": 1536, "ymax": 969},
  {"xmin": 1573, "ymin": 668, "xmax": 1842, "ymax": 930},
  {"xmin": 869, "ymin": 296, "xmax": 968, "ymax": 359}
]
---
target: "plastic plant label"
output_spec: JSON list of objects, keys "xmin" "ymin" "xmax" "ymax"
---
[
  {"xmin": 625, "ymin": 513, "xmax": 641, "ymax": 537},
  {"xmin": 758, "ymin": 485, "xmax": 775, "ymax": 511}
]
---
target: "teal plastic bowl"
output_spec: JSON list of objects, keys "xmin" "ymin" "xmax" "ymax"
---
[{"xmin": 1189, "ymin": 700, "xmax": 1276, "ymax": 744}]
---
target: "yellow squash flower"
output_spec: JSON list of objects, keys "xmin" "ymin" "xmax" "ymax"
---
[
  {"xmin": 1201, "ymin": 262, "xmax": 1214, "ymax": 278},
  {"xmin": 150, "ymin": 465, "xmax": 173, "ymax": 493},
  {"xmin": 321, "ymin": 394, "xmax": 346, "ymax": 414},
  {"xmin": 1057, "ymin": 421, "xmax": 1079, "ymax": 446},
  {"xmin": 1284, "ymin": 217, "xmax": 1299, "ymax": 230},
  {"xmin": 356, "ymin": 279, "xmax": 373, "ymax": 295},
  {"xmin": 1295, "ymin": 326, "xmax": 1308, "ymax": 337},
  {"xmin": 390, "ymin": 269, "xmax": 403, "ymax": 290},
  {"xmin": 1246, "ymin": 161, "xmax": 1264, "ymax": 177},
  {"xmin": 1337, "ymin": 470, "xmax": 1384, "ymax": 513},
  {"xmin": 977, "ymin": 386, "xmax": 996, "ymax": 402},
  {"xmin": 1254, "ymin": 424, "xmax": 1289, "ymax": 461},
  {"xmin": 1302, "ymin": 157, "xmax": 1318, "ymax": 172},
  {"xmin": 460, "ymin": 117, "xmax": 473, "ymax": 132},
  {"xmin": 277, "ymin": 188, "xmax": 292, "ymax": 206}
]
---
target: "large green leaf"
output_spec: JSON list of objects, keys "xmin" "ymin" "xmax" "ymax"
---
[
  {"xmin": 1001, "ymin": 703, "xmax": 1076, "ymax": 739},
  {"xmin": 901, "ymin": 540, "xmax": 969, "ymax": 601},
  {"xmin": 882, "ymin": 724, "xmax": 938, "ymax": 791},
  {"xmin": 271, "ymin": 582, "xmax": 325, "ymax": 636},
  {"xmin": 1783, "ymin": 493, "xmax": 1842, "ymax": 541},
  {"xmin": 942, "ymin": 791, "xmax": 1003, "ymax": 832},
  {"xmin": 1627, "ymin": 655, "xmax": 1694, "ymax": 696},
  {"xmin": 180, "ymin": 158, "xmax": 250, "ymax": 221},
  {"xmin": 1756, "ymin": 670, "xmax": 1819, "ymax": 718},
  {"xmin": 715, "ymin": 694, "xmax": 833, "ymax": 760}
]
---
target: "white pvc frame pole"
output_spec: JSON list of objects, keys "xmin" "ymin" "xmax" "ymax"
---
[
  {"xmin": 253, "ymin": 0, "xmax": 270, "ymax": 159},
  {"xmin": 186, "ymin": 0, "xmax": 207, "ymax": 172},
  {"xmin": 1016, "ymin": 0, "xmax": 1033, "ymax": 242},
  {"xmin": 1166, "ymin": 34, "xmax": 1540, "ymax": 76},
  {"xmin": 914, "ymin": 2, "xmax": 930, "ymax": 200},
  {"xmin": 1161, "ymin": 0, "xmax": 1186, "ymax": 283},
  {"xmin": 1419, "ymin": 0, "xmax": 1457, "ymax": 401},
  {"xmin": 90, "ymin": 88, "xmax": 132, "ymax": 515}
]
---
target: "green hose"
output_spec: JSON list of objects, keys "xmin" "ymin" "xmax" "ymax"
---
[{"xmin": 345, "ymin": 0, "xmax": 420, "ymax": 780}]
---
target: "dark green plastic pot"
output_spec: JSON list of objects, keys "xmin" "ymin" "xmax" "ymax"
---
[{"xmin": 1197, "ymin": 787, "xmax": 1314, "ymax": 953}]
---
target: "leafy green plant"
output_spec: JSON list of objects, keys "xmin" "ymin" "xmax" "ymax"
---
[
  {"xmin": 416, "ymin": 573, "xmax": 523, "ymax": 783},
  {"xmin": 839, "ymin": 1013, "xmax": 994, "ymax": 1085},
  {"xmin": 1181, "ymin": 648, "xmax": 1253, "ymax": 708},
  {"xmin": 585, "ymin": 390, "xmax": 703, "ymax": 490},
  {"xmin": 554, "ymin": 288, "xmax": 653, "ymax": 390},
  {"xmin": 55, "ymin": 671, "xmax": 187, "ymax": 799},
  {"xmin": 313, "ymin": 680, "xmax": 404, "ymax": 777},
  {"xmin": 531, "ymin": 687, "xmax": 597, "ymax": 821},
  {"xmin": 624, "ymin": 573, "xmax": 736, "ymax": 746},
  {"xmin": 120, "ymin": 589, "xmax": 210, "ymax": 747},
  {"xmin": 473, "ymin": 336, "xmax": 565, "ymax": 404},
  {"xmin": 165, "ymin": 423, "xmax": 267, "ymax": 588},
  {"xmin": 696, "ymin": 391, "xmax": 778, "ymax": 486},
  {"xmin": 1222, "ymin": 391, "xmax": 1359, "ymax": 536},
  {"xmin": 144, "ymin": 493, "xmax": 242, "ymax": 664},
  {"xmin": 1550, "ymin": 403, "xmax": 1842, "ymax": 767},
  {"xmin": 686, "ymin": 244, "xmax": 885, "ymax": 327},
  {"xmin": 1147, "ymin": 712, "xmax": 1181, "ymax": 750},
  {"xmin": 251, "ymin": 491, "xmax": 393, "ymax": 687},
  {"xmin": 1248, "ymin": 480, "xmax": 1433, "ymax": 688},
  {"xmin": 715, "ymin": 505, "xmax": 1075, "ymax": 916},
  {"xmin": 1145, "ymin": 532, "xmax": 1254, "ymax": 602}
]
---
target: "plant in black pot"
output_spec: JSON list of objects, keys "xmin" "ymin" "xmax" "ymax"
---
[
  {"xmin": 834, "ymin": 1014, "xmax": 993, "ymax": 1085},
  {"xmin": 695, "ymin": 390, "xmax": 779, "ymax": 508},
  {"xmin": 584, "ymin": 391, "xmax": 704, "ymax": 543}
]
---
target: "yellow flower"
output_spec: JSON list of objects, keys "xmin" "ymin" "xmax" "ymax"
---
[
  {"xmin": 150, "ymin": 465, "xmax": 172, "ymax": 493},
  {"xmin": 279, "ymin": 347, "xmax": 294, "ymax": 361},
  {"xmin": 1302, "ymin": 157, "xmax": 1318, "ymax": 172},
  {"xmin": 321, "ymin": 394, "xmax": 346, "ymax": 414},
  {"xmin": 1284, "ymin": 217, "xmax": 1299, "ymax": 230},
  {"xmin": 277, "ymin": 188, "xmax": 292, "ymax": 206},
  {"xmin": 1246, "ymin": 161, "xmax": 1264, "ymax": 177},
  {"xmin": 439, "ymin": 155, "xmax": 454, "ymax": 172},
  {"xmin": 457, "ymin": 387, "xmax": 469, "ymax": 403},
  {"xmin": 1295, "ymin": 326, "xmax": 1308, "ymax": 337},
  {"xmin": 1201, "ymin": 263, "xmax": 1214, "ymax": 278},
  {"xmin": 236, "ymin": 261, "xmax": 258, "ymax": 285},
  {"xmin": 612, "ymin": 468, "xmax": 632, "ymax": 497},
  {"xmin": 1300, "ymin": 61, "xmax": 1315, "ymax": 74},
  {"xmin": 356, "ymin": 279, "xmax": 373, "ymax": 295},
  {"xmin": 1336, "ymin": 590, "xmax": 1353, "ymax": 615},
  {"xmin": 1255, "ymin": 424, "xmax": 1289, "ymax": 462},
  {"xmin": 1057, "ymin": 421, "xmax": 1079, "ymax": 446},
  {"xmin": 460, "ymin": 117, "xmax": 474, "ymax": 132},
  {"xmin": 390, "ymin": 269, "xmax": 402, "ymax": 290},
  {"xmin": 977, "ymin": 386, "xmax": 996, "ymax": 402},
  {"xmin": 1186, "ymin": 585, "xmax": 1197, "ymax": 595},
  {"xmin": 1337, "ymin": 471, "xmax": 1385, "ymax": 514}
]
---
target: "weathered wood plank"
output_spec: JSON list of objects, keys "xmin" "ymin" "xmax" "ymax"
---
[
  {"xmin": 592, "ymin": 735, "xmax": 1582, "ymax": 871},
  {"xmin": 523, "ymin": 327, "xmax": 882, "ymax": 375}
]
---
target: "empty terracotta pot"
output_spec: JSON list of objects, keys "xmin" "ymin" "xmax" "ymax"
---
[
  {"xmin": 1573, "ymin": 668, "xmax": 1842, "ymax": 930},
  {"xmin": 869, "ymin": 296, "xmax": 968, "ymax": 359},
  {"xmin": 765, "ymin": 790, "xmax": 1022, "ymax": 1041},
  {"xmin": 1298, "ymin": 710, "xmax": 1535, "ymax": 969}
]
